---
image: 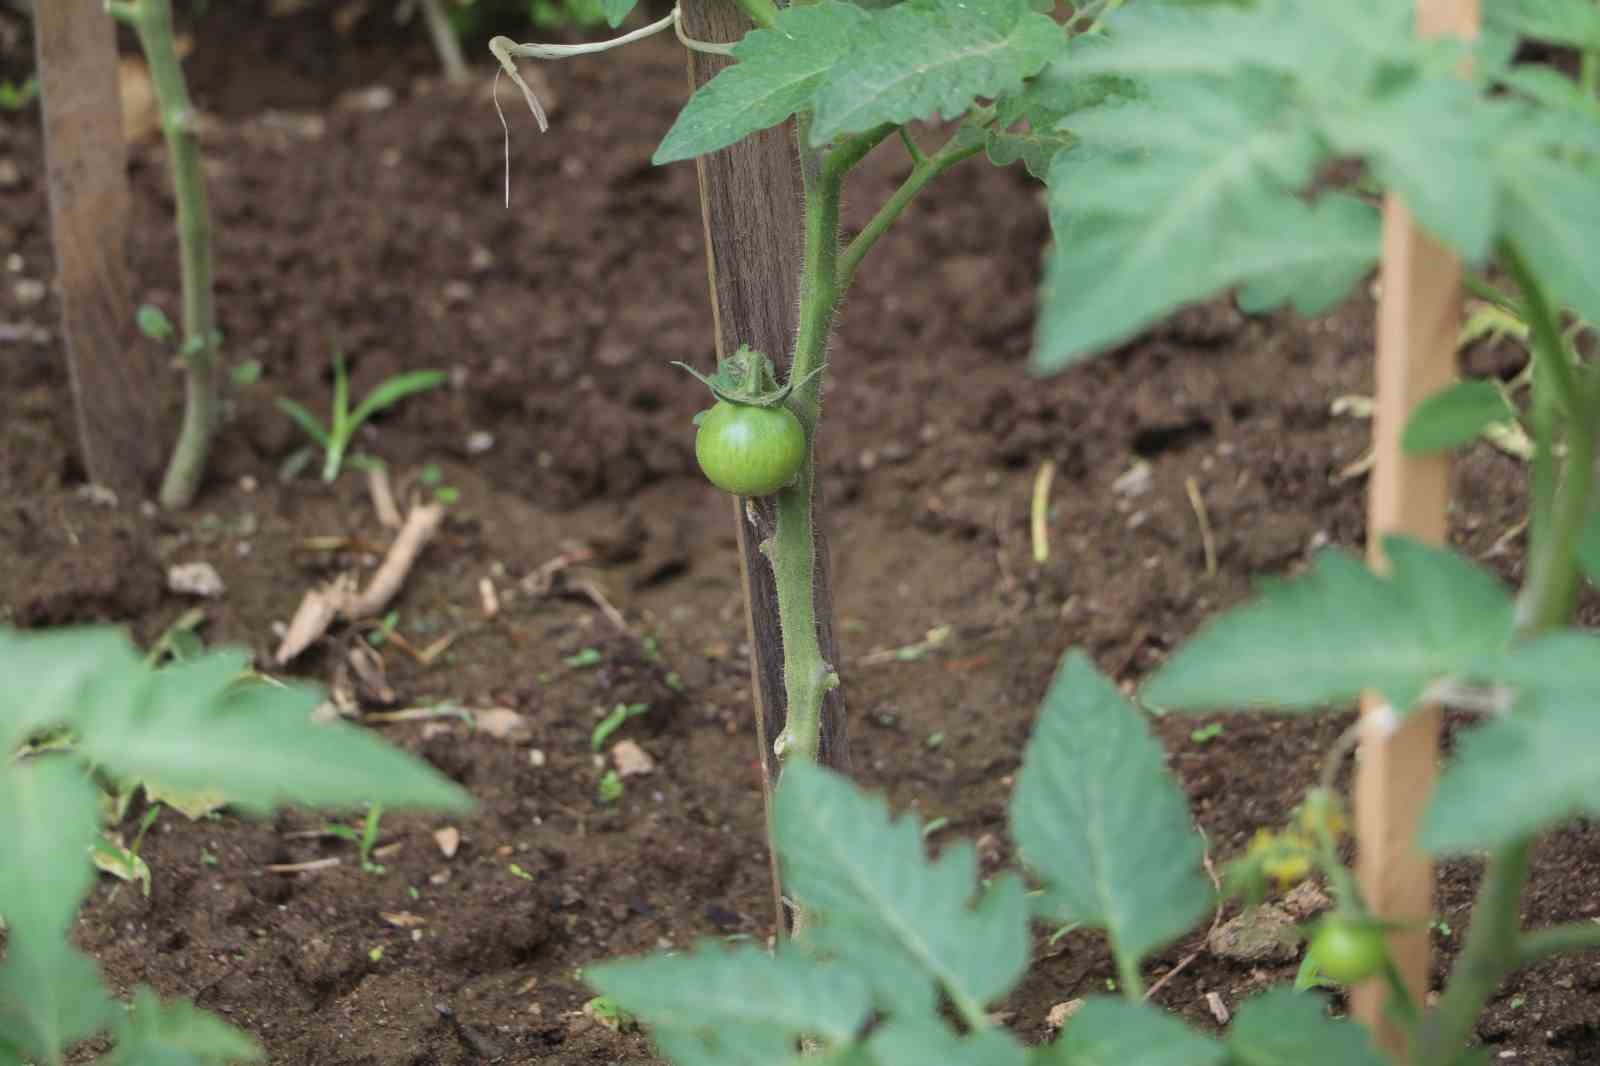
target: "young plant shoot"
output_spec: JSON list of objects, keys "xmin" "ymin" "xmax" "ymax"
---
[{"xmin": 500, "ymin": 0, "xmax": 1600, "ymax": 1062}]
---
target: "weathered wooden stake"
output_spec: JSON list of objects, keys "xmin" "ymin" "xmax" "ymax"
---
[
  {"xmin": 36, "ymin": 0, "xmax": 165, "ymax": 497},
  {"xmin": 1354, "ymin": 0, "xmax": 1478, "ymax": 1055},
  {"xmin": 678, "ymin": 0, "xmax": 852, "ymax": 930}
]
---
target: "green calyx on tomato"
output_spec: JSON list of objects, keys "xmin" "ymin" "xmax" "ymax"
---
[
  {"xmin": 673, "ymin": 345, "xmax": 823, "ymax": 409},
  {"xmin": 695, "ymin": 400, "xmax": 806, "ymax": 497},
  {"xmin": 1307, "ymin": 918, "xmax": 1388, "ymax": 984}
]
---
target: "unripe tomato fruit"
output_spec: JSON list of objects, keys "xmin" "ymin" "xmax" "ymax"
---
[
  {"xmin": 695, "ymin": 400, "xmax": 806, "ymax": 497},
  {"xmin": 1309, "ymin": 919, "xmax": 1387, "ymax": 984}
]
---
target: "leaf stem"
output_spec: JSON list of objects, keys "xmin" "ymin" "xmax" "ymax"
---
[
  {"xmin": 118, "ymin": 0, "xmax": 220, "ymax": 509},
  {"xmin": 837, "ymin": 124, "xmax": 986, "ymax": 293}
]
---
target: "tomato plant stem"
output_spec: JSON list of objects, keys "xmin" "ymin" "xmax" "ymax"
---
[
  {"xmin": 1419, "ymin": 256, "xmax": 1595, "ymax": 1058},
  {"xmin": 767, "ymin": 113, "xmax": 846, "ymax": 765},
  {"xmin": 112, "ymin": 0, "xmax": 220, "ymax": 510},
  {"xmin": 1506, "ymin": 240, "xmax": 1595, "ymax": 633},
  {"xmin": 1414, "ymin": 839, "xmax": 1533, "ymax": 1066}
]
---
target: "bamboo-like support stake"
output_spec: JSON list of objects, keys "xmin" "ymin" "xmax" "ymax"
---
[
  {"xmin": 108, "ymin": 0, "xmax": 221, "ymax": 510},
  {"xmin": 36, "ymin": 0, "xmax": 165, "ymax": 496},
  {"xmin": 678, "ymin": 0, "xmax": 853, "ymax": 932},
  {"xmin": 1353, "ymin": 0, "xmax": 1479, "ymax": 1055}
]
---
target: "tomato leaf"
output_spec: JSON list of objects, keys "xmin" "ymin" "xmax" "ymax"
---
[
  {"xmin": 1402, "ymin": 379, "xmax": 1516, "ymax": 455},
  {"xmin": 105, "ymin": 988, "xmax": 263, "ymax": 1066},
  {"xmin": 1010, "ymin": 653, "xmax": 1210, "ymax": 977},
  {"xmin": 808, "ymin": 0, "xmax": 1060, "ymax": 144},
  {"xmin": 1142, "ymin": 537, "xmax": 1515, "ymax": 714},
  {"xmin": 1036, "ymin": 998, "xmax": 1224, "ymax": 1066},
  {"xmin": 774, "ymin": 763, "xmax": 1032, "ymax": 1018},
  {"xmin": 1488, "ymin": 0, "xmax": 1600, "ymax": 51},
  {"xmin": 1497, "ymin": 148, "xmax": 1600, "ymax": 333},
  {"xmin": 1225, "ymin": 987, "xmax": 1390, "ymax": 1066},
  {"xmin": 598, "ymin": 0, "xmax": 637, "ymax": 29},
  {"xmin": 585, "ymin": 943, "xmax": 871, "ymax": 1054},
  {"xmin": 1426, "ymin": 630, "xmax": 1600, "ymax": 852},
  {"xmin": 72, "ymin": 649, "xmax": 473, "ymax": 816},
  {"xmin": 654, "ymin": 3, "xmax": 870, "ymax": 165},
  {"xmin": 867, "ymin": 1021, "xmax": 1029, "ymax": 1066}
]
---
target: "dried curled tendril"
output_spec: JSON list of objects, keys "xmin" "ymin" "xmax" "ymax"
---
[{"xmin": 489, "ymin": 6, "xmax": 735, "ymax": 206}]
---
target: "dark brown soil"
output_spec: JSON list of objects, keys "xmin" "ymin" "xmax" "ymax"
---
[{"xmin": 3, "ymin": 4, "xmax": 1598, "ymax": 1063}]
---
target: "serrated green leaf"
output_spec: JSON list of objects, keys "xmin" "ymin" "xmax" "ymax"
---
[
  {"xmin": 1488, "ymin": 0, "xmax": 1600, "ymax": 51},
  {"xmin": 599, "ymin": 0, "xmax": 636, "ymax": 28},
  {"xmin": 1498, "ymin": 149, "xmax": 1600, "ymax": 332},
  {"xmin": 1011, "ymin": 653, "xmax": 1209, "ymax": 974},
  {"xmin": 585, "ymin": 942, "xmax": 870, "ymax": 1046},
  {"xmin": 106, "ymin": 988, "xmax": 263, "ymax": 1066},
  {"xmin": 73, "ymin": 649, "xmax": 473, "ymax": 815},
  {"xmin": 1321, "ymin": 77, "xmax": 1495, "ymax": 261},
  {"xmin": 1425, "ymin": 631, "xmax": 1600, "ymax": 852},
  {"xmin": 1142, "ymin": 537, "xmax": 1515, "ymax": 714},
  {"xmin": 0, "ymin": 936, "xmax": 115, "ymax": 1063},
  {"xmin": 1039, "ymin": 997, "xmax": 1224, "ymax": 1066},
  {"xmin": 1031, "ymin": 80, "xmax": 1375, "ymax": 369},
  {"xmin": 867, "ymin": 1020, "xmax": 1029, "ymax": 1066},
  {"xmin": 1225, "ymin": 987, "xmax": 1390, "ymax": 1066},
  {"xmin": 985, "ymin": 125, "xmax": 1076, "ymax": 179},
  {"xmin": 0, "ymin": 758, "xmax": 99, "ymax": 938},
  {"xmin": 1402, "ymin": 379, "xmax": 1516, "ymax": 455},
  {"xmin": 810, "ymin": 0, "xmax": 1061, "ymax": 143},
  {"xmin": 774, "ymin": 763, "xmax": 1031, "ymax": 1019},
  {"xmin": 655, "ymin": 3, "xmax": 870, "ymax": 164},
  {"xmin": 1, "ymin": 626, "xmax": 139, "ymax": 750}
]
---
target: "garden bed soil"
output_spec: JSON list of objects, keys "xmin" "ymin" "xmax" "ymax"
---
[{"xmin": 2, "ymin": 5, "xmax": 1598, "ymax": 1063}]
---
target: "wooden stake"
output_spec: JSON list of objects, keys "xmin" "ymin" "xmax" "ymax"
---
[
  {"xmin": 1354, "ymin": 1, "xmax": 1478, "ymax": 1055},
  {"xmin": 679, "ymin": 0, "xmax": 853, "ymax": 929},
  {"xmin": 36, "ymin": 0, "xmax": 165, "ymax": 497}
]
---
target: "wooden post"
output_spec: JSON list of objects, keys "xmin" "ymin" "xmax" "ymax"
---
[
  {"xmin": 36, "ymin": 0, "xmax": 165, "ymax": 497},
  {"xmin": 1353, "ymin": 0, "xmax": 1479, "ymax": 1055},
  {"xmin": 678, "ymin": 0, "xmax": 852, "ymax": 927}
]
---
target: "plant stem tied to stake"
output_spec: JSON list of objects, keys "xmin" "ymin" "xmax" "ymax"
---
[{"xmin": 109, "ymin": 0, "xmax": 220, "ymax": 510}]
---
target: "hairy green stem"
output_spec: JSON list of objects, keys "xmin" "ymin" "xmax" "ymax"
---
[
  {"xmin": 837, "ymin": 128, "xmax": 985, "ymax": 293},
  {"xmin": 1414, "ymin": 841, "xmax": 1534, "ymax": 1066},
  {"xmin": 112, "ymin": 0, "xmax": 220, "ymax": 509},
  {"xmin": 1416, "ymin": 246, "xmax": 1597, "ymax": 1064},
  {"xmin": 1506, "ymin": 240, "xmax": 1594, "ymax": 632},
  {"xmin": 766, "ymin": 114, "xmax": 846, "ymax": 765}
]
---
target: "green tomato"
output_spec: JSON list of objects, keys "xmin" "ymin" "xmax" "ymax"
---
[
  {"xmin": 694, "ymin": 400, "xmax": 806, "ymax": 497},
  {"xmin": 1309, "ymin": 919, "xmax": 1387, "ymax": 984}
]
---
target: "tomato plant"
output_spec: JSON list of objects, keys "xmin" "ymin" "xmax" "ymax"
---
[
  {"xmin": 491, "ymin": 0, "xmax": 1600, "ymax": 1062},
  {"xmin": 694, "ymin": 401, "xmax": 806, "ymax": 497}
]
